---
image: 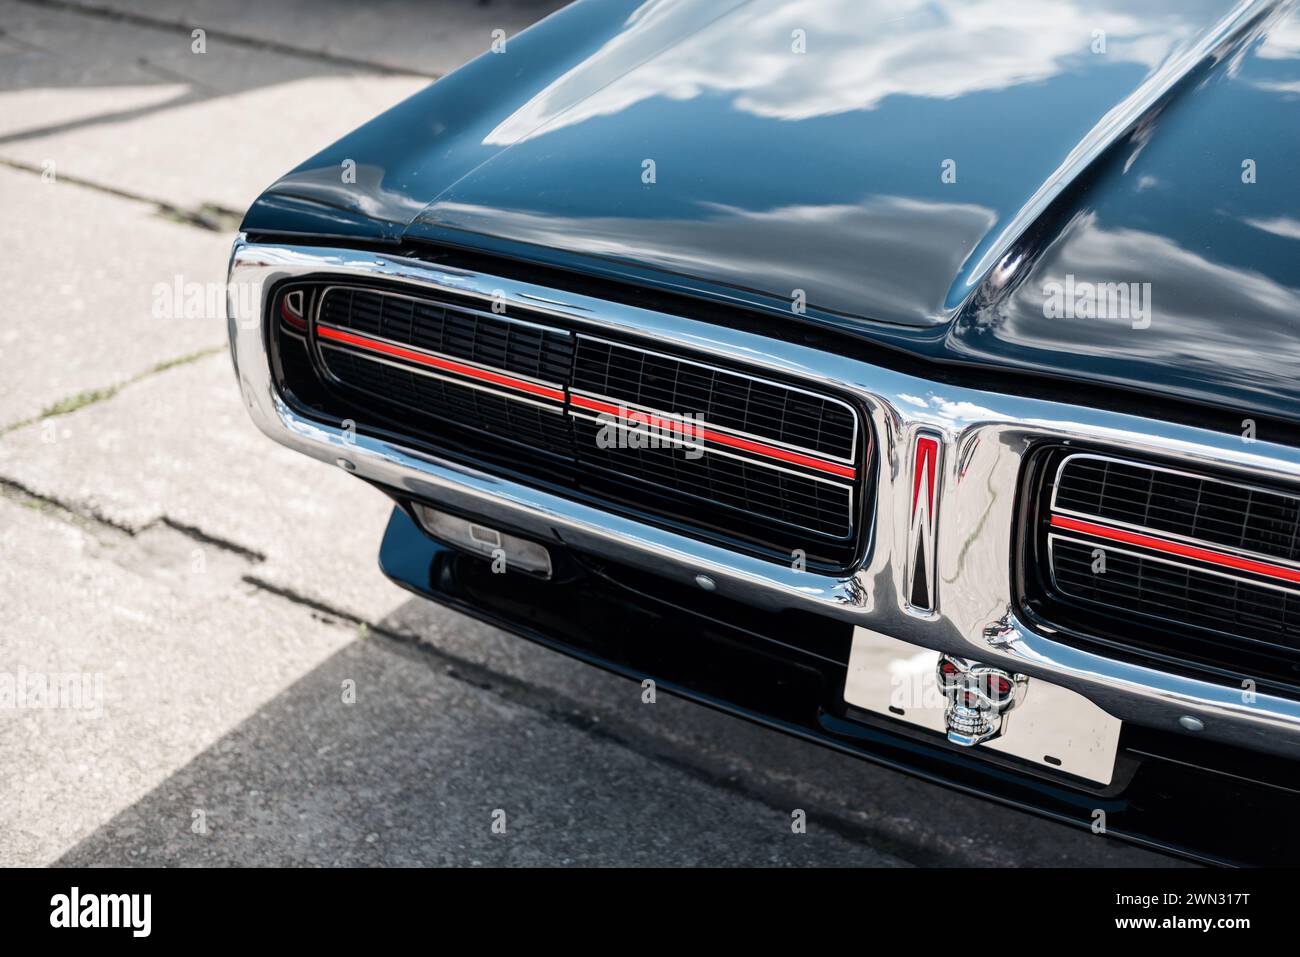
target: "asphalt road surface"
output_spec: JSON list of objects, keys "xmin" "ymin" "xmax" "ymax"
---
[{"xmin": 0, "ymin": 0, "xmax": 1185, "ymax": 867}]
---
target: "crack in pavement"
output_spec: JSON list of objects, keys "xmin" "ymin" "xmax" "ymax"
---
[
  {"xmin": 159, "ymin": 517, "xmax": 266, "ymax": 563},
  {"xmin": 0, "ymin": 476, "xmax": 115, "ymax": 533},
  {"xmin": 0, "ymin": 475, "xmax": 266, "ymax": 562},
  {"xmin": 0, "ymin": 345, "xmax": 225, "ymax": 435},
  {"xmin": 0, "ymin": 158, "xmax": 242, "ymax": 232},
  {"xmin": 0, "ymin": 24, "xmax": 54, "ymax": 53},
  {"xmin": 16, "ymin": 0, "xmax": 443, "ymax": 79}
]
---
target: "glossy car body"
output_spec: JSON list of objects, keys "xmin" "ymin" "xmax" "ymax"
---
[{"xmin": 229, "ymin": 0, "xmax": 1300, "ymax": 864}]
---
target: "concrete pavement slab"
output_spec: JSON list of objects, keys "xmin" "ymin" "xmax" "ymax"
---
[
  {"xmin": 0, "ymin": 351, "xmax": 407, "ymax": 624},
  {"xmin": 26, "ymin": 0, "xmax": 572, "ymax": 77},
  {"xmin": 0, "ymin": 165, "xmax": 230, "ymax": 428},
  {"xmin": 0, "ymin": 0, "xmax": 430, "ymax": 213},
  {"xmin": 0, "ymin": 494, "xmax": 357, "ymax": 865}
]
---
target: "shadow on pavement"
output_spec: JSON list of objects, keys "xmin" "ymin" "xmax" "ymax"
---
[{"xmin": 56, "ymin": 593, "xmax": 1191, "ymax": 867}]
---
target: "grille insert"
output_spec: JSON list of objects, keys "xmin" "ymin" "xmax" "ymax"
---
[
  {"xmin": 571, "ymin": 337, "xmax": 856, "ymax": 462},
  {"xmin": 1054, "ymin": 455, "xmax": 1300, "ymax": 563},
  {"xmin": 319, "ymin": 286, "xmax": 572, "ymax": 385},
  {"xmin": 287, "ymin": 282, "xmax": 865, "ymax": 566},
  {"xmin": 1050, "ymin": 536, "xmax": 1300, "ymax": 654},
  {"xmin": 569, "ymin": 414, "xmax": 854, "ymax": 537},
  {"xmin": 1032, "ymin": 451, "xmax": 1300, "ymax": 688}
]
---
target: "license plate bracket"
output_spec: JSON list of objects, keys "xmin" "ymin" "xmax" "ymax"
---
[{"xmin": 844, "ymin": 627, "xmax": 1122, "ymax": 785}]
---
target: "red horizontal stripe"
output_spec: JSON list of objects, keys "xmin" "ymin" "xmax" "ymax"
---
[
  {"xmin": 317, "ymin": 325, "xmax": 564, "ymax": 402},
  {"xmin": 571, "ymin": 394, "xmax": 856, "ymax": 479},
  {"xmin": 1051, "ymin": 514, "xmax": 1300, "ymax": 586}
]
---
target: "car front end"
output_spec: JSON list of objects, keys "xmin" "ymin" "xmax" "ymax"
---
[{"xmin": 228, "ymin": 0, "xmax": 1300, "ymax": 865}]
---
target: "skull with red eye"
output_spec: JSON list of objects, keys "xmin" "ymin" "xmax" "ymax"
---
[{"xmin": 935, "ymin": 655, "xmax": 1025, "ymax": 747}]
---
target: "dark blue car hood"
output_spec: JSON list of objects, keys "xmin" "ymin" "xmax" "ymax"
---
[{"xmin": 243, "ymin": 0, "xmax": 1300, "ymax": 425}]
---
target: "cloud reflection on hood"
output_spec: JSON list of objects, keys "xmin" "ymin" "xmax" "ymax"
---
[{"xmin": 486, "ymin": 0, "xmax": 1205, "ymax": 145}]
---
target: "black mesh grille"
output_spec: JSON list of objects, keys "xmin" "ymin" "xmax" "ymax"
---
[
  {"xmin": 283, "ymin": 282, "xmax": 865, "ymax": 567},
  {"xmin": 570, "ymin": 336, "xmax": 855, "ymax": 538},
  {"xmin": 1051, "ymin": 537, "xmax": 1300, "ymax": 654},
  {"xmin": 570, "ymin": 417, "xmax": 853, "ymax": 537},
  {"xmin": 323, "ymin": 347, "xmax": 573, "ymax": 456},
  {"xmin": 319, "ymin": 286, "xmax": 572, "ymax": 384},
  {"xmin": 1032, "ymin": 450, "xmax": 1300, "ymax": 689},
  {"xmin": 1055, "ymin": 456, "xmax": 1300, "ymax": 562},
  {"xmin": 572, "ymin": 337, "xmax": 855, "ymax": 460}
]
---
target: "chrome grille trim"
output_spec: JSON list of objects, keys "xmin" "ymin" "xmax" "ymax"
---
[
  {"xmin": 229, "ymin": 239, "xmax": 1300, "ymax": 762},
  {"xmin": 568, "ymin": 410, "xmax": 856, "ymax": 539},
  {"xmin": 298, "ymin": 277, "xmax": 866, "ymax": 551}
]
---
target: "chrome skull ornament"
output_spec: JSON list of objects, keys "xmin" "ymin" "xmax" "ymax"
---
[{"xmin": 936, "ymin": 655, "xmax": 1026, "ymax": 747}]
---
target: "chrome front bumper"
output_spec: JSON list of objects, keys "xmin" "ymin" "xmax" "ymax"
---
[{"xmin": 228, "ymin": 237, "xmax": 1300, "ymax": 762}]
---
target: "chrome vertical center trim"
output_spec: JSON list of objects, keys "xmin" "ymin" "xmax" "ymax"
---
[{"xmin": 905, "ymin": 431, "xmax": 943, "ymax": 615}]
